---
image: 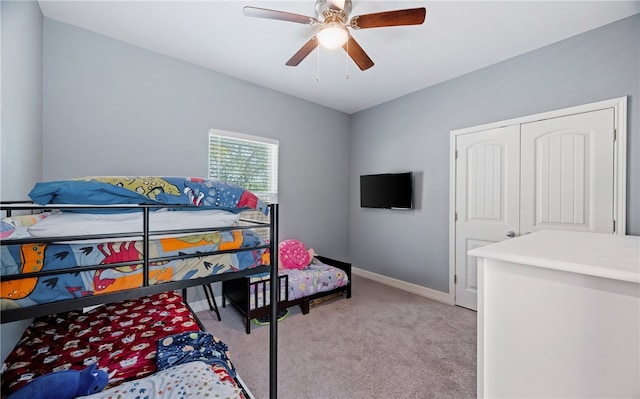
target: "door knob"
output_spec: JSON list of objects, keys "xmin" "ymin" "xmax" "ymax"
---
[{"xmin": 506, "ymin": 231, "xmax": 516, "ymax": 238}]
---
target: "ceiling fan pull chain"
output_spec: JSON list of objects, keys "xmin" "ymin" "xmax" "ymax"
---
[
  {"xmin": 316, "ymin": 46, "xmax": 321, "ymax": 82},
  {"xmin": 345, "ymin": 39, "xmax": 350, "ymax": 80}
]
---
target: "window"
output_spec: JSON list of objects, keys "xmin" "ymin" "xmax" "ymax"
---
[{"xmin": 208, "ymin": 129, "xmax": 278, "ymax": 229}]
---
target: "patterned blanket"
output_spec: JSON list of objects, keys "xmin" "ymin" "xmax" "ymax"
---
[
  {"xmin": 249, "ymin": 259, "xmax": 349, "ymax": 309},
  {"xmin": 76, "ymin": 361, "xmax": 244, "ymax": 399},
  {"xmin": 1, "ymin": 230, "xmax": 267, "ymax": 309},
  {"xmin": 1, "ymin": 292, "xmax": 201, "ymax": 395}
]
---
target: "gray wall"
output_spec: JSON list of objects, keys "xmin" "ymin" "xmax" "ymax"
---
[
  {"xmin": 349, "ymin": 14, "xmax": 640, "ymax": 293},
  {"xmin": 42, "ymin": 18, "xmax": 351, "ymax": 260},
  {"xmin": 1, "ymin": 0, "xmax": 43, "ymax": 200},
  {"xmin": 0, "ymin": 0, "xmax": 43, "ymax": 362}
]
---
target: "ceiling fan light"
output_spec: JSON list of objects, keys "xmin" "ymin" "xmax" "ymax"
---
[{"xmin": 317, "ymin": 23, "xmax": 348, "ymax": 49}]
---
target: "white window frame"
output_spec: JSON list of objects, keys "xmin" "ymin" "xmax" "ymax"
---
[{"xmin": 208, "ymin": 129, "xmax": 279, "ymax": 204}]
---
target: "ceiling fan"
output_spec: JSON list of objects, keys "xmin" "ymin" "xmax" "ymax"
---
[{"xmin": 243, "ymin": 0, "xmax": 426, "ymax": 71}]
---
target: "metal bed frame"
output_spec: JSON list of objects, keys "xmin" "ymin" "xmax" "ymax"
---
[{"xmin": 0, "ymin": 202, "xmax": 280, "ymax": 399}]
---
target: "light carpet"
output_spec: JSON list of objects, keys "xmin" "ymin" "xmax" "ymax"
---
[{"xmin": 197, "ymin": 274, "xmax": 477, "ymax": 399}]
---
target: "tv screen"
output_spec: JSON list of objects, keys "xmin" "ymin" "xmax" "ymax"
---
[{"xmin": 360, "ymin": 172, "xmax": 413, "ymax": 209}]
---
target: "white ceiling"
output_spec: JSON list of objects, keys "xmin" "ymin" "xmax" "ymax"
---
[{"xmin": 38, "ymin": 0, "xmax": 640, "ymax": 114}]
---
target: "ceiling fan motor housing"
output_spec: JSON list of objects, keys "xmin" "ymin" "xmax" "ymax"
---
[{"xmin": 315, "ymin": 0, "xmax": 351, "ymax": 24}]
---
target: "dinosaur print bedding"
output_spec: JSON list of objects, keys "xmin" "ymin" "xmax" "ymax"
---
[{"xmin": 0, "ymin": 228, "xmax": 268, "ymax": 310}]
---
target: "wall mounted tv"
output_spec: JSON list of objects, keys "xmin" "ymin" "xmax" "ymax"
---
[{"xmin": 360, "ymin": 172, "xmax": 413, "ymax": 210}]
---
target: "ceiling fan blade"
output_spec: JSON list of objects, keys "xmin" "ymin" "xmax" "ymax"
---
[
  {"xmin": 350, "ymin": 7, "xmax": 426, "ymax": 29},
  {"xmin": 286, "ymin": 37, "xmax": 319, "ymax": 66},
  {"xmin": 342, "ymin": 35, "xmax": 374, "ymax": 71},
  {"xmin": 243, "ymin": 6, "xmax": 317, "ymax": 25}
]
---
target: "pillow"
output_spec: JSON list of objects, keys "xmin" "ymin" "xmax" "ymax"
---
[
  {"xmin": 278, "ymin": 239, "xmax": 315, "ymax": 270},
  {"xmin": 28, "ymin": 176, "xmax": 269, "ymax": 215},
  {"xmin": 0, "ymin": 213, "xmax": 51, "ymax": 239},
  {"xmin": 76, "ymin": 361, "xmax": 242, "ymax": 399}
]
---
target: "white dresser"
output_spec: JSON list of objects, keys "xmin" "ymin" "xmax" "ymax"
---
[{"xmin": 469, "ymin": 230, "xmax": 640, "ymax": 398}]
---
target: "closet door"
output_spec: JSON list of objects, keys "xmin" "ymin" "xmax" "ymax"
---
[
  {"xmin": 520, "ymin": 108, "xmax": 615, "ymax": 234},
  {"xmin": 454, "ymin": 125, "xmax": 521, "ymax": 310},
  {"xmin": 452, "ymin": 99, "xmax": 625, "ymax": 311}
]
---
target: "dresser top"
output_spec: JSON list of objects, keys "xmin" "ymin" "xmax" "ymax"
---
[{"xmin": 468, "ymin": 230, "xmax": 640, "ymax": 283}]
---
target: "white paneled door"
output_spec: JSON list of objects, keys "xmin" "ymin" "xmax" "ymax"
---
[
  {"xmin": 453, "ymin": 106, "xmax": 618, "ymax": 311},
  {"xmin": 454, "ymin": 125, "xmax": 521, "ymax": 311},
  {"xmin": 520, "ymin": 108, "xmax": 615, "ymax": 234}
]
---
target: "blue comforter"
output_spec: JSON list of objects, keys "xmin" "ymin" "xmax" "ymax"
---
[{"xmin": 29, "ymin": 176, "xmax": 269, "ymax": 215}]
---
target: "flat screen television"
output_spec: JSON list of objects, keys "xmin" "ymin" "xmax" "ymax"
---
[{"xmin": 360, "ymin": 172, "xmax": 413, "ymax": 209}]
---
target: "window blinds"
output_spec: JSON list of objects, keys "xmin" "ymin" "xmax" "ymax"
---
[{"xmin": 208, "ymin": 130, "xmax": 279, "ymax": 204}]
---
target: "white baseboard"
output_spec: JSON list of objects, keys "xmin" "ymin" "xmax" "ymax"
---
[
  {"xmin": 352, "ymin": 267, "xmax": 453, "ymax": 305},
  {"xmin": 189, "ymin": 270, "xmax": 454, "ymax": 311}
]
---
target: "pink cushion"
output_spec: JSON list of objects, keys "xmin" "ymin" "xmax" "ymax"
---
[{"xmin": 278, "ymin": 239, "xmax": 310, "ymax": 270}]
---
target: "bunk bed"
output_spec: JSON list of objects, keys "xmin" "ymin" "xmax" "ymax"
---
[{"xmin": 0, "ymin": 176, "xmax": 281, "ymax": 399}]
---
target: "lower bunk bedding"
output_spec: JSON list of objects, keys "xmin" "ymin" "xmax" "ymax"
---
[
  {"xmin": 223, "ymin": 255, "xmax": 351, "ymax": 334},
  {"xmin": 1, "ymin": 291, "xmax": 251, "ymax": 399}
]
